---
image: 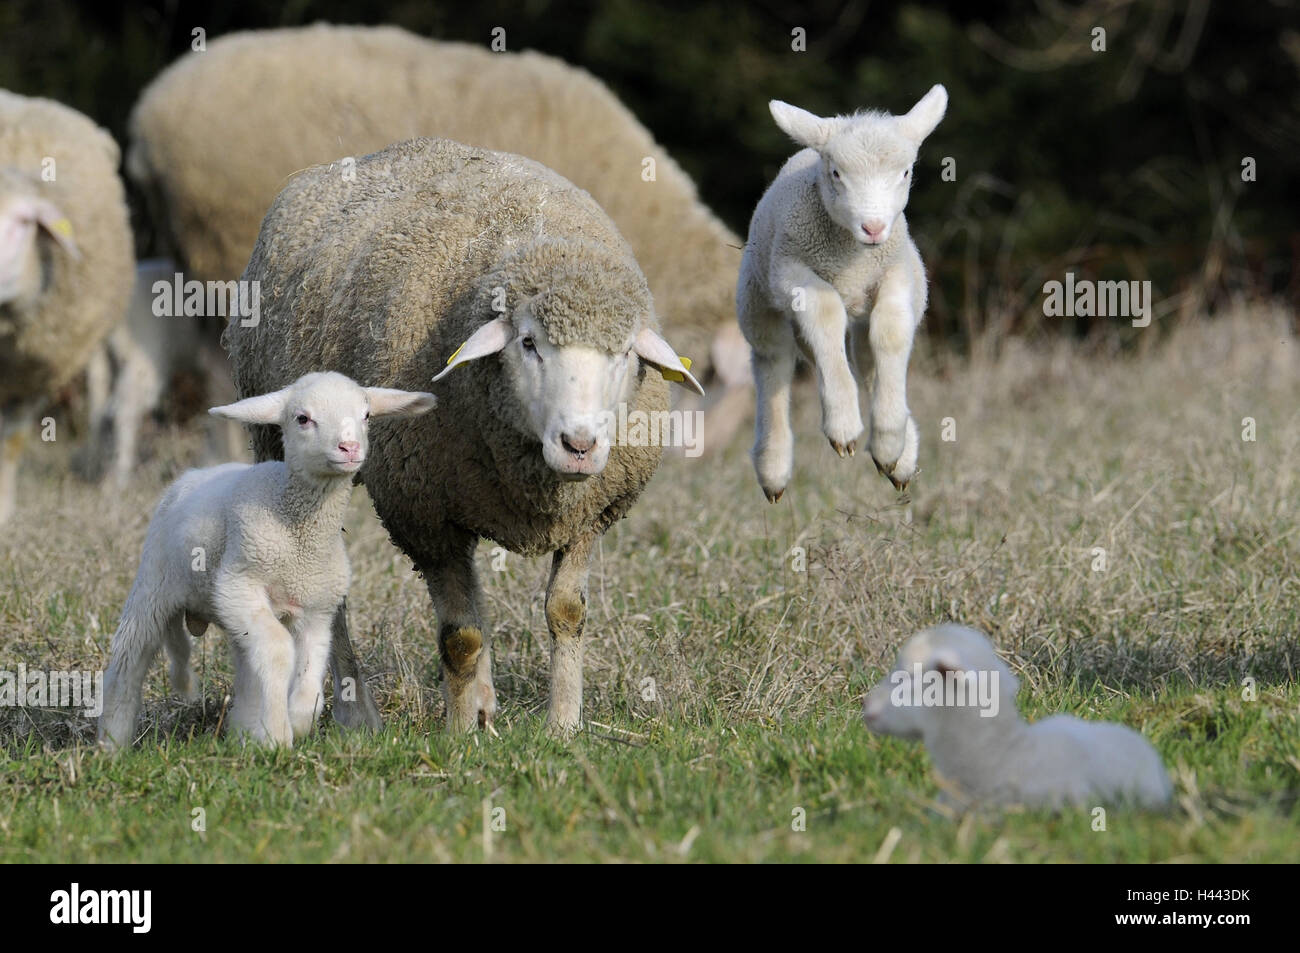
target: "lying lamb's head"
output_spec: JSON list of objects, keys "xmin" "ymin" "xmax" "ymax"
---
[
  {"xmin": 770, "ymin": 85, "xmax": 947, "ymax": 246},
  {"xmin": 863, "ymin": 623, "xmax": 1018, "ymax": 739},
  {"xmin": 433, "ymin": 242, "xmax": 703, "ymax": 480},
  {"xmin": 0, "ymin": 170, "xmax": 80, "ymax": 307},
  {"xmin": 211, "ymin": 371, "xmax": 436, "ymax": 479}
]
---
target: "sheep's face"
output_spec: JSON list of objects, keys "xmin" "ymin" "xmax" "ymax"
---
[
  {"xmin": 0, "ymin": 187, "xmax": 80, "ymax": 307},
  {"xmin": 210, "ymin": 371, "xmax": 436, "ymax": 480},
  {"xmin": 863, "ymin": 624, "xmax": 1018, "ymax": 738},
  {"xmin": 769, "ymin": 86, "xmax": 947, "ymax": 246},
  {"xmin": 433, "ymin": 306, "xmax": 703, "ymax": 481}
]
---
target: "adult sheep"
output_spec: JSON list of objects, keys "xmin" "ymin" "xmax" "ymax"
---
[
  {"xmin": 226, "ymin": 137, "xmax": 703, "ymax": 734},
  {"xmin": 128, "ymin": 23, "xmax": 750, "ymax": 452},
  {"xmin": 0, "ymin": 90, "xmax": 132, "ymax": 524}
]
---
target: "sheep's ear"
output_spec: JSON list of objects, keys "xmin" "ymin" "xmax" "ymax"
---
[
  {"xmin": 1, "ymin": 197, "xmax": 80, "ymax": 261},
  {"xmin": 633, "ymin": 327, "xmax": 705, "ymax": 396},
  {"xmin": 432, "ymin": 316, "xmax": 513, "ymax": 383},
  {"xmin": 365, "ymin": 387, "xmax": 437, "ymax": 418},
  {"xmin": 897, "ymin": 84, "xmax": 947, "ymax": 143},
  {"xmin": 209, "ymin": 389, "xmax": 290, "ymax": 425},
  {"xmin": 769, "ymin": 100, "xmax": 834, "ymax": 150}
]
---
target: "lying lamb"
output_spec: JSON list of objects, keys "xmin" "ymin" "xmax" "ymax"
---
[
  {"xmin": 738, "ymin": 86, "xmax": 947, "ymax": 501},
  {"xmin": 226, "ymin": 137, "xmax": 702, "ymax": 734},
  {"xmin": 97, "ymin": 372, "xmax": 435, "ymax": 750},
  {"xmin": 863, "ymin": 624, "xmax": 1173, "ymax": 810}
]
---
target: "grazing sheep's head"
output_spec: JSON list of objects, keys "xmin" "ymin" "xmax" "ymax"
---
[
  {"xmin": 0, "ymin": 170, "xmax": 80, "ymax": 308},
  {"xmin": 211, "ymin": 371, "xmax": 436, "ymax": 480},
  {"xmin": 433, "ymin": 242, "xmax": 703, "ymax": 480},
  {"xmin": 770, "ymin": 85, "xmax": 947, "ymax": 246},
  {"xmin": 863, "ymin": 623, "xmax": 1018, "ymax": 739}
]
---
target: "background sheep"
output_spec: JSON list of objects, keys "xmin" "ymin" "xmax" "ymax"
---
[
  {"xmin": 226, "ymin": 137, "xmax": 702, "ymax": 734},
  {"xmin": 0, "ymin": 89, "xmax": 132, "ymax": 524},
  {"xmin": 863, "ymin": 624, "xmax": 1174, "ymax": 810},
  {"xmin": 124, "ymin": 23, "xmax": 749, "ymax": 462},
  {"xmin": 738, "ymin": 87, "xmax": 947, "ymax": 501},
  {"xmin": 98, "ymin": 371, "xmax": 436, "ymax": 750}
]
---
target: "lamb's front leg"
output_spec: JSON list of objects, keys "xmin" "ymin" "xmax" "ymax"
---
[
  {"xmin": 783, "ymin": 266, "xmax": 863, "ymax": 457},
  {"xmin": 217, "ymin": 582, "xmax": 295, "ymax": 747},
  {"xmin": 288, "ymin": 608, "xmax": 334, "ymax": 739},
  {"xmin": 867, "ymin": 264, "xmax": 921, "ymax": 489},
  {"xmin": 427, "ymin": 532, "xmax": 497, "ymax": 733},
  {"xmin": 544, "ymin": 537, "xmax": 594, "ymax": 736}
]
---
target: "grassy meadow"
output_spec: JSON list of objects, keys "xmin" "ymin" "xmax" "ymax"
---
[{"xmin": 1, "ymin": 307, "xmax": 1297, "ymax": 862}]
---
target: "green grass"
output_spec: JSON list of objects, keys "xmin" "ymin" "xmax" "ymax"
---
[{"xmin": 1, "ymin": 307, "xmax": 1298, "ymax": 862}]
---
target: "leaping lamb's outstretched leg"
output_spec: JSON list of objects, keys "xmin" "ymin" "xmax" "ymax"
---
[
  {"xmin": 288, "ymin": 608, "xmax": 333, "ymax": 740},
  {"xmin": 426, "ymin": 531, "xmax": 497, "ymax": 733},
  {"xmin": 328, "ymin": 599, "xmax": 382, "ymax": 731},
  {"xmin": 99, "ymin": 597, "xmax": 174, "ymax": 750},
  {"xmin": 544, "ymin": 536, "xmax": 594, "ymax": 736},
  {"xmin": 866, "ymin": 264, "xmax": 921, "ymax": 489},
  {"xmin": 741, "ymin": 278, "xmax": 799, "ymax": 502}
]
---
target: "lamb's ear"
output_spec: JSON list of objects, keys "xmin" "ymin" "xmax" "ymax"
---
[
  {"xmin": 365, "ymin": 387, "xmax": 437, "ymax": 418},
  {"xmin": 432, "ymin": 316, "xmax": 513, "ymax": 383},
  {"xmin": 208, "ymin": 388, "xmax": 290, "ymax": 424},
  {"xmin": 633, "ymin": 327, "xmax": 705, "ymax": 396},
  {"xmin": 897, "ymin": 84, "xmax": 947, "ymax": 143},
  {"xmin": 929, "ymin": 647, "xmax": 964, "ymax": 677},
  {"xmin": 769, "ymin": 100, "xmax": 834, "ymax": 150}
]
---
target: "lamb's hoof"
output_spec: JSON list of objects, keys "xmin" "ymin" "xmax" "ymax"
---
[
  {"xmin": 829, "ymin": 438, "xmax": 856, "ymax": 458},
  {"xmin": 764, "ymin": 487, "xmax": 785, "ymax": 503},
  {"xmin": 874, "ymin": 457, "xmax": 912, "ymax": 492}
]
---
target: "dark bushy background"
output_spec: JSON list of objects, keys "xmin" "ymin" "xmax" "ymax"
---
[{"xmin": 2, "ymin": 0, "xmax": 1296, "ymax": 343}]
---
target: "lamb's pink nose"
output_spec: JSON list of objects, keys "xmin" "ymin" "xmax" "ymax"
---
[
  {"xmin": 338, "ymin": 441, "xmax": 361, "ymax": 461},
  {"xmin": 561, "ymin": 432, "xmax": 596, "ymax": 458},
  {"xmin": 862, "ymin": 220, "xmax": 887, "ymax": 241}
]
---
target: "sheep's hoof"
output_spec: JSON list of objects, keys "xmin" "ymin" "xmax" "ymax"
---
[
  {"xmin": 874, "ymin": 457, "xmax": 914, "ymax": 492},
  {"xmin": 829, "ymin": 438, "xmax": 856, "ymax": 458},
  {"xmin": 764, "ymin": 487, "xmax": 785, "ymax": 504}
]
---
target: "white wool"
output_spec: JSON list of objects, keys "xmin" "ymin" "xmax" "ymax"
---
[{"xmin": 97, "ymin": 371, "xmax": 434, "ymax": 750}]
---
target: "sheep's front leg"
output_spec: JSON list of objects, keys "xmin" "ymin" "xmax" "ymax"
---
[
  {"xmin": 781, "ymin": 264, "xmax": 863, "ymax": 457},
  {"xmin": 328, "ymin": 599, "xmax": 382, "ymax": 731},
  {"xmin": 0, "ymin": 403, "xmax": 36, "ymax": 525},
  {"xmin": 545, "ymin": 537, "xmax": 594, "ymax": 736},
  {"xmin": 866, "ymin": 264, "xmax": 920, "ymax": 488},
  {"xmin": 427, "ymin": 533, "xmax": 497, "ymax": 732},
  {"xmin": 218, "ymin": 583, "xmax": 295, "ymax": 747},
  {"xmin": 288, "ymin": 608, "xmax": 333, "ymax": 739}
]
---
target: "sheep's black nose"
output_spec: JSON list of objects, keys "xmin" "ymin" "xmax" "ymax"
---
[{"xmin": 561, "ymin": 432, "xmax": 595, "ymax": 457}]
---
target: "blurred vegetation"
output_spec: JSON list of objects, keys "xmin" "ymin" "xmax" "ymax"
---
[{"xmin": 1, "ymin": 0, "xmax": 1296, "ymax": 345}]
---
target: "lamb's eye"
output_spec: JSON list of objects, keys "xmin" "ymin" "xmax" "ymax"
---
[
  {"xmin": 831, "ymin": 168, "xmax": 841, "ymax": 180},
  {"xmin": 296, "ymin": 414, "xmax": 311, "ymax": 426},
  {"xmin": 363, "ymin": 410, "xmax": 370, "ymax": 421},
  {"xmin": 902, "ymin": 168, "xmax": 911, "ymax": 179},
  {"xmin": 522, "ymin": 336, "xmax": 537, "ymax": 354}
]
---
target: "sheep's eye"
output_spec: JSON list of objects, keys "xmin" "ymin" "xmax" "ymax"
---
[
  {"xmin": 363, "ymin": 411, "xmax": 370, "ymax": 421},
  {"xmin": 903, "ymin": 168, "xmax": 911, "ymax": 179},
  {"xmin": 522, "ymin": 336, "xmax": 537, "ymax": 354},
  {"xmin": 831, "ymin": 168, "xmax": 841, "ymax": 180},
  {"xmin": 296, "ymin": 414, "xmax": 311, "ymax": 426}
]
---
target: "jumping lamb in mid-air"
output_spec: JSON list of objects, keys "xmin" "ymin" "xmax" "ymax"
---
[
  {"xmin": 737, "ymin": 86, "xmax": 947, "ymax": 501},
  {"xmin": 97, "ymin": 371, "xmax": 436, "ymax": 751},
  {"xmin": 863, "ymin": 624, "xmax": 1174, "ymax": 810},
  {"xmin": 225, "ymin": 138, "xmax": 702, "ymax": 735}
]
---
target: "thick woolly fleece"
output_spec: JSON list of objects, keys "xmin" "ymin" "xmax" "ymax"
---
[
  {"xmin": 0, "ymin": 90, "xmax": 132, "ymax": 401},
  {"xmin": 128, "ymin": 23, "xmax": 739, "ymax": 374},
  {"xmin": 225, "ymin": 137, "xmax": 668, "ymax": 559}
]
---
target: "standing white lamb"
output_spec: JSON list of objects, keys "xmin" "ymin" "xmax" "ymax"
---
[
  {"xmin": 97, "ymin": 371, "xmax": 435, "ymax": 750},
  {"xmin": 863, "ymin": 624, "xmax": 1174, "ymax": 810},
  {"xmin": 737, "ymin": 86, "xmax": 947, "ymax": 501}
]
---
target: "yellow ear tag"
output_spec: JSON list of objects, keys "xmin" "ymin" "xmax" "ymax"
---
[
  {"xmin": 660, "ymin": 355, "xmax": 691, "ymax": 383},
  {"xmin": 445, "ymin": 341, "xmax": 466, "ymax": 366},
  {"xmin": 50, "ymin": 218, "xmax": 74, "ymax": 238}
]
